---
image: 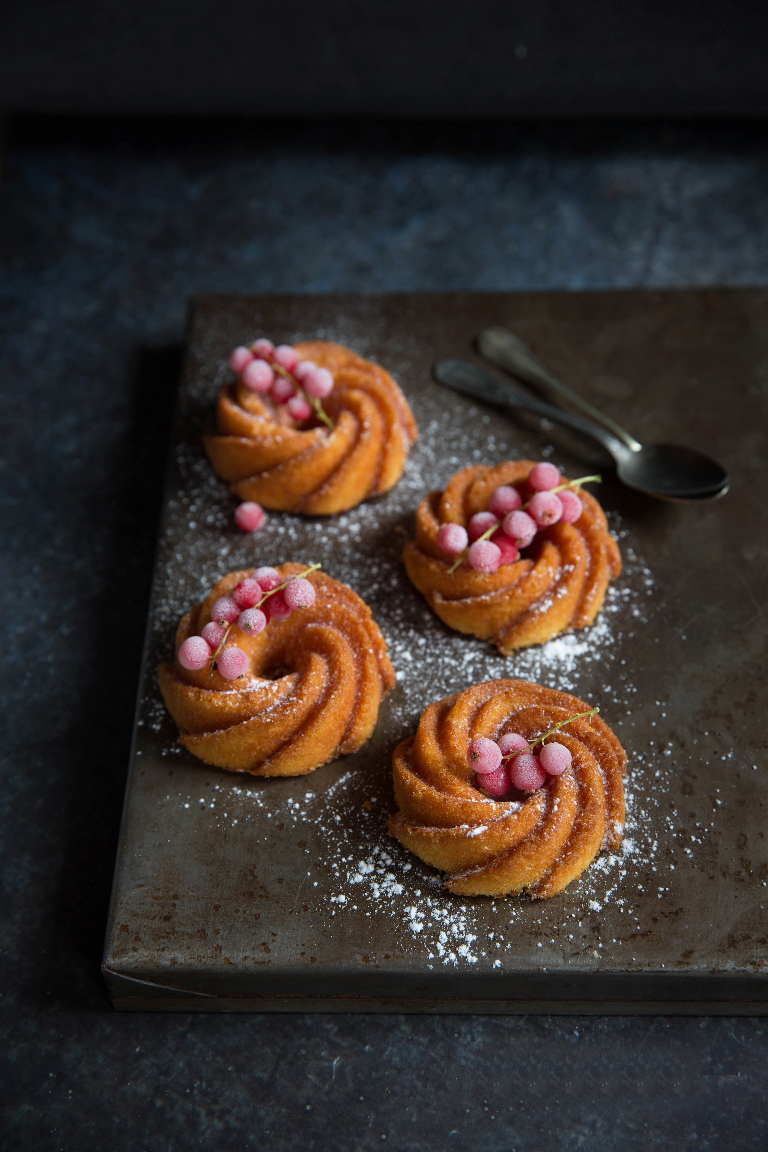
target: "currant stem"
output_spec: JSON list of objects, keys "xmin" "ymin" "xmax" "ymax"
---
[
  {"xmin": 500, "ymin": 707, "xmax": 600, "ymax": 760},
  {"xmin": 521, "ymin": 474, "xmax": 601, "ymax": 510}
]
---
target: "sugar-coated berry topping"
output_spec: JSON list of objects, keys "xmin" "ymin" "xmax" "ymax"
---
[
  {"xmin": 237, "ymin": 607, "xmax": 267, "ymax": 636},
  {"xmin": 538, "ymin": 742, "xmax": 573, "ymax": 776},
  {"xmin": 468, "ymin": 511, "xmax": 499, "ymax": 541},
  {"xmin": 502, "ymin": 509, "xmax": 538, "ymax": 548},
  {"xmin": 488, "ymin": 484, "xmax": 523, "ymax": 518},
  {"xmin": 303, "ymin": 367, "xmax": 334, "ymax": 399},
  {"xmin": 498, "ymin": 732, "xmax": 530, "ymax": 756},
  {"xmin": 252, "ymin": 338, "xmax": 274, "ymax": 357},
  {"xmin": 270, "ymin": 377, "xmax": 296, "ymax": 404},
  {"xmin": 273, "ymin": 344, "xmax": 300, "ymax": 370},
  {"xmin": 528, "ymin": 462, "xmax": 562, "ymax": 491},
  {"xmin": 283, "ymin": 576, "xmax": 316, "ymax": 610},
  {"xmin": 201, "ymin": 621, "xmax": 227, "ymax": 648},
  {"xmin": 468, "ymin": 539, "xmax": 502, "ymax": 573},
  {"xmin": 479, "ymin": 763, "xmax": 510, "ymax": 798},
  {"xmin": 557, "ymin": 488, "xmax": 583, "ymax": 524},
  {"xmin": 509, "ymin": 752, "xmax": 547, "ymax": 791},
  {"xmin": 233, "ymin": 577, "xmax": 263, "ymax": 608},
  {"xmin": 265, "ymin": 590, "xmax": 292, "ymax": 621},
  {"xmin": 293, "ymin": 360, "xmax": 317, "ymax": 382},
  {"xmin": 489, "ymin": 528, "xmax": 520, "ymax": 566},
  {"xmin": 216, "ymin": 646, "xmax": 249, "ymax": 680},
  {"xmin": 178, "ymin": 635, "xmax": 212, "ymax": 671},
  {"xmin": 210, "ymin": 596, "xmax": 241, "ymax": 626},
  {"xmin": 287, "ymin": 395, "xmax": 312, "ymax": 422},
  {"xmin": 242, "ymin": 358, "xmax": 274, "ymax": 393},
  {"xmin": 528, "ymin": 491, "xmax": 563, "ymax": 527},
  {"xmin": 234, "ymin": 501, "xmax": 265, "ymax": 532},
  {"xmin": 252, "ymin": 566, "xmax": 281, "ymax": 592},
  {"xmin": 467, "ymin": 737, "xmax": 503, "ymax": 775},
  {"xmin": 229, "ymin": 346, "xmax": 254, "ymax": 373},
  {"xmin": 436, "ymin": 522, "xmax": 469, "ymax": 555}
]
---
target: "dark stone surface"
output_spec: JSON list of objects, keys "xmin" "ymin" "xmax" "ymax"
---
[{"xmin": 2, "ymin": 116, "xmax": 768, "ymax": 1150}]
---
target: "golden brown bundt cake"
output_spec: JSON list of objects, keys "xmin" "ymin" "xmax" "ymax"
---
[
  {"xmin": 159, "ymin": 564, "xmax": 395, "ymax": 775},
  {"xmin": 203, "ymin": 341, "xmax": 418, "ymax": 515},
  {"xmin": 389, "ymin": 679, "xmax": 627, "ymax": 899},
  {"xmin": 402, "ymin": 460, "xmax": 621, "ymax": 654}
]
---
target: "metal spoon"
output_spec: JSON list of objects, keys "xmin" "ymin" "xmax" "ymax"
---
[{"xmin": 433, "ymin": 357, "xmax": 730, "ymax": 502}]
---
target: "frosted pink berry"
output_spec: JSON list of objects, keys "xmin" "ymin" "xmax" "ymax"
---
[
  {"xmin": 273, "ymin": 344, "xmax": 300, "ymax": 370},
  {"xmin": 266, "ymin": 590, "xmax": 292, "ymax": 621},
  {"xmin": 252, "ymin": 566, "xmax": 281, "ymax": 592},
  {"xmin": 216, "ymin": 646, "xmax": 249, "ymax": 680},
  {"xmin": 479, "ymin": 763, "xmax": 510, "ymax": 798},
  {"xmin": 509, "ymin": 753, "xmax": 547, "ymax": 791},
  {"xmin": 210, "ymin": 596, "xmax": 241, "ymax": 626},
  {"xmin": 201, "ymin": 621, "xmax": 227, "ymax": 648},
  {"xmin": 287, "ymin": 395, "xmax": 312, "ymax": 422},
  {"xmin": 558, "ymin": 488, "xmax": 583, "ymax": 524},
  {"xmin": 468, "ymin": 539, "xmax": 502, "ymax": 573},
  {"xmin": 229, "ymin": 346, "xmax": 254, "ymax": 373},
  {"xmin": 539, "ymin": 742, "xmax": 573, "ymax": 776},
  {"xmin": 237, "ymin": 607, "xmax": 267, "ymax": 636},
  {"xmin": 436, "ymin": 522, "xmax": 468, "ymax": 555},
  {"xmin": 528, "ymin": 491, "xmax": 563, "ymax": 528},
  {"xmin": 270, "ymin": 377, "xmax": 296, "ymax": 404},
  {"xmin": 283, "ymin": 577, "xmax": 316, "ymax": 610},
  {"xmin": 488, "ymin": 485, "xmax": 523, "ymax": 518},
  {"xmin": 503, "ymin": 510, "xmax": 537, "ymax": 548},
  {"xmin": 468, "ymin": 511, "xmax": 499, "ymax": 541},
  {"xmin": 498, "ymin": 732, "xmax": 530, "ymax": 756},
  {"xmin": 252, "ymin": 338, "xmax": 274, "ymax": 357},
  {"xmin": 303, "ymin": 367, "xmax": 334, "ymax": 399},
  {"xmin": 233, "ymin": 577, "xmax": 263, "ymax": 608},
  {"xmin": 293, "ymin": 360, "xmax": 317, "ymax": 382},
  {"xmin": 178, "ymin": 635, "xmax": 212, "ymax": 671},
  {"xmin": 490, "ymin": 529, "xmax": 520, "ymax": 566},
  {"xmin": 234, "ymin": 501, "xmax": 265, "ymax": 532},
  {"xmin": 467, "ymin": 737, "xmax": 502, "ymax": 775},
  {"xmin": 242, "ymin": 359, "xmax": 274, "ymax": 393},
  {"xmin": 528, "ymin": 462, "xmax": 561, "ymax": 491}
]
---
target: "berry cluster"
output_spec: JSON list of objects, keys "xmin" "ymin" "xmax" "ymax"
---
[
  {"xmin": 467, "ymin": 707, "xmax": 599, "ymax": 798},
  {"xmin": 177, "ymin": 564, "xmax": 319, "ymax": 680},
  {"xmin": 436, "ymin": 463, "xmax": 601, "ymax": 575},
  {"xmin": 229, "ymin": 339, "xmax": 335, "ymax": 430}
]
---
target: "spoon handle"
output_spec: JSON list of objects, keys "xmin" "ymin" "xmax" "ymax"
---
[
  {"xmin": 433, "ymin": 358, "xmax": 628, "ymax": 461},
  {"xmin": 477, "ymin": 326, "xmax": 642, "ymax": 452}
]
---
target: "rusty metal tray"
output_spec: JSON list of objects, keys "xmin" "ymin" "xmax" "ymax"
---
[{"xmin": 103, "ymin": 290, "xmax": 768, "ymax": 1013}]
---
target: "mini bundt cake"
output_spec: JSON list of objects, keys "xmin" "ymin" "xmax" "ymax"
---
[
  {"xmin": 159, "ymin": 564, "xmax": 395, "ymax": 775},
  {"xmin": 402, "ymin": 460, "xmax": 621, "ymax": 654},
  {"xmin": 203, "ymin": 341, "xmax": 418, "ymax": 515},
  {"xmin": 389, "ymin": 679, "xmax": 627, "ymax": 899}
]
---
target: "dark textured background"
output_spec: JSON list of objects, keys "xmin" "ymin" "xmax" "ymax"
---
[{"xmin": 2, "ymin": 115, "xmax": 768, "ymax": 1149}]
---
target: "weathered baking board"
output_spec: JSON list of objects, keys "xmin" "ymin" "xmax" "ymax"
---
[{"xmin": 103, "ymin": 290, "xmax": 768, "ymax": 1012}]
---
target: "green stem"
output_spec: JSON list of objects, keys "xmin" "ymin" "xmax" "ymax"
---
[{"xmin": 500, "ymin": 707, "xmax": 600, "ymax": 759}]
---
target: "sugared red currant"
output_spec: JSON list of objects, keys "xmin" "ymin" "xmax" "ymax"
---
[
  {"xmin": 293, "ymin": 360, "xmax": 317, "ymax": 381},
  {"xmin": 178, "ymin": 635, "xmax": 212, "ymax": 671},
  {"xmin": 210, "ymin": 596, "xmax": 241, "ymax": 626},
  {"xmin": 273, "ymin": 344, "xmax": 300, "ymax": 370},
  {"xmin": 528, "ymin": 491, "xmax": 563, "ymax": 527},
  {"xmin": 468, "ymin": 539, "xmax": 502, "ymax": 573},
  {"xmin": 217, "ymin": 646, "xmax": 249, "ymax": 679},
  {"xmin": 233, "ymin": 577, "xmax": 263, "ymax": 608},
  {"xmin": 489, "ymin": 529, "xmax": 520, "ymax": 566},
  {"xmin": 538, "ymin": 742, "xmax": 573, "ymax": 776},
  {"xmin": 287, "ymin": 395, "xmax": 312, "ymax": 422},
  {"xmin": 201, "ymin": 621, "xmax": 227, "ymax": 648},
  {"xmin": 303, "ymin": 367, "xmax": 334, "ymax": 399},
  {"xmin": 242, "ymin": 359, "xmax": 274, "ymax": 393},
  {"xmin": 252, "ymin": 566, "xmax": 281, "ymax": 592},
  {"xmin": 558, "ymin": 488, "xmax": 583, "ymax": 523},
  {"xmin": 479, "ymin": 763, "xmax": 510, "ymax": 798},
  {"xmin": 528, "ymin": 462, "xmax": 561, "ymax": 491},
  {"xmin": 229, "ymin": 346, "xmax": 254, "ymax": 373},
  {"xmin": 270, "ymin": 377, "xmax": 296, "ymax": 404},
  {"xmin": 266, "ymin": 591, "xmax": 292, "ymax": 621},
  {"xmin": 468, "ymin": 737, "xmax": 502, "ymax": 775},
  {"xmin": 436, "ymin": 523, "xmax": 469, "ymax": 555},
  {"xmin": 498, "ymin": 732, "xmax": 530, "ymax": 756},
  {"xmin": 468, "ymin": 511, "xmax": 499, "ymax": 541},
  {"xmin": 252, "ymin": 338, "xmax": 274, "ymax": 357},
  {"xmin": 488, "ymin": 485, "xmax": 523, "ymax": 517},
  {"xmin": 509, "ymin": 753, "xmax": 547, "ymax": 791},
  {"xmin": 234, "ymin": 501, "xmax": 265, "ymax": 532},
  {"xmin": 503, "ymin": 509, "xmax": 538, "ymax": 548},
  {"xmin": 237, "ymin": 607, "xmax": 267, "ymax": 636},
  {"xmin": 283, "ymin": 577, "xmax": 316, "ymax": 610}
]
